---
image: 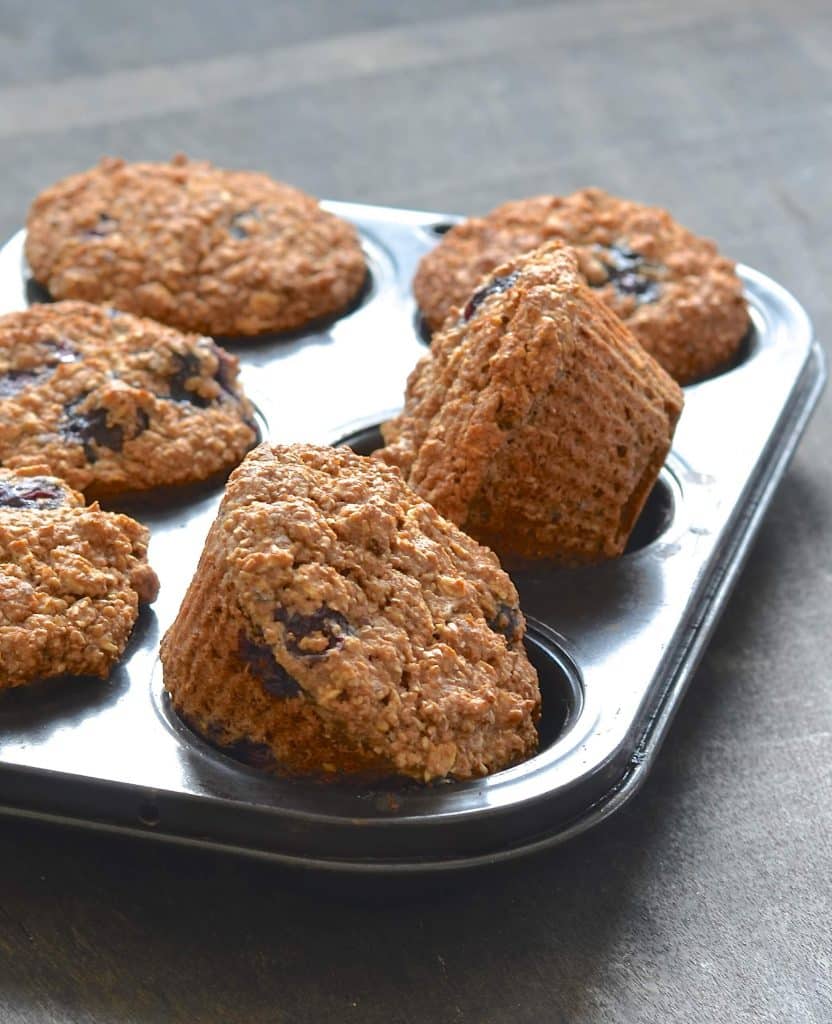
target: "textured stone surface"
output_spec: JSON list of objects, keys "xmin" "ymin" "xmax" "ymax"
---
[{"xmin": 0, "ymin": 1, "xmax": 829, "ymax": 1021}]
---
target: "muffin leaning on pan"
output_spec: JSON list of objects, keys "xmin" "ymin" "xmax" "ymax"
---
[{"xmin": 380, "ymin": 240, "xmax": 684, "ymax": 563}]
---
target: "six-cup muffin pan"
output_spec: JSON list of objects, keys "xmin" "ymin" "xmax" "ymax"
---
[{"xmin": 0, "ymin": 201, "xmax": 825, "ymax": 872}]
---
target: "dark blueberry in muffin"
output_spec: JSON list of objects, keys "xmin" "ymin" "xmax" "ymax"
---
[
  {"xmin": 225, "ymin": 737, "xmax": 278, "ymax": 769},
  {"xmin": 461, "ymin": 272, "xmax": 521, "ymax": 323},
  {"xmin": 487, "ymin": 602, "xmax": 523, "ymax": 646},
  {"xmin": 62, "ymin": 402, "xmax": 148, "ymax": 462},
  {"xmin": 228, "ymin": 208, "xmax": 261, "ymax": 240},
  {"xmin": 0, "ymin": 477, "xmax": 65, "ymax": 509},
  {"xmin": 238, "ymin": 632, "xmax": 303, "ymax": 698},
  {"xmin": 84, "ymin": 213, "xmax": 118, "ymax": 238},
  {"xmin": 595, "ymin": 243, "xmax": 662, "ymax": 304},
  {"xmin": 275, "ymin": 606, "xmax": 355, "ymax": 658},
  {"xmin": 0, "ymin": 368, "xmax": 45, "ymax": 398},
  {"xmin": 63, "ymin": 405, "xmax": 124, "ymax": 462},
  {"xmin": 168, "ymin": 351, "xmax": 211, "ymax": 407}
]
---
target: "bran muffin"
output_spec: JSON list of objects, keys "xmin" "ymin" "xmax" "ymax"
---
[
  {"xmin": 414, "ymin": 188, "xmax": 749, "ymax": 384},
  {"xmin": 25, "ymin": 155, "xmax": 368, "ymax": 336},
  {"xmin": 380, "ymin": 242, "xmax": 684, "ymax": 563},
  {"xmin": 160, "ymin": 443, "xmax": 540, "ymax": 782},
  {"xmin": 0, "ymin": 301, "xmax": 257, "ymax": 498},
  {"xmin": 0, "ymin": 466, "xmax": 159, "ymax": 688}
]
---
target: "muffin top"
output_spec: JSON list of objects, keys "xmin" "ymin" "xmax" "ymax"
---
[
  {"xmin": 25, "ymin": 155, "xmax": 368, "ymax": 336},
  {"xmin": 0, "ymin": 300, "xmax": 257, "ymax": 497},
  {"xmin": 414, "ymin": 187, "xmax": 749, "ymax": 384}
]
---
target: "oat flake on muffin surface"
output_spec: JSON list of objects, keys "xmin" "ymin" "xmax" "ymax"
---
[
  {"xmin": 414, "ymin": 187, "xmax": 749, "ymax": 384},
  {"xmin": 0, "ymin": 300, "xmax": 257, "ymax": 498},
  {"xmin": 25, "ymin": 155, "xmax": 368, "ymax": 336},
  {"xmin": 161, "ymin": 443, "xmax": 540, "ymax": 783}
]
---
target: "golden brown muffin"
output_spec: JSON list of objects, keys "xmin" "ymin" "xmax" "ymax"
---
[
  {"xmin": 161, "ymin": 443, "xmax": 540, "ymax": 782},
  {"xmin": 0, "ymin": 466, "xmax": 159, "ymax": 688},
  {"xmin": 414, "ymin": 188, "xmax": 749, "ymax": 384},
  {"xmin": 26, "ymin": 155, "xmax": 368, "ymax": 336},
  {"xmin": 0, "ymin": 301, "xmax": 257, "ymax": 498},
  {"xmin": 380, "ymin": 242, "xmax": 684, "ymax": 563}
]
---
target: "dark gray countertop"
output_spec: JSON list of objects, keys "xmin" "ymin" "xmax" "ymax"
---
[{"xmin": 0, "ymin": 2, "xmax": 829, "ymax": 1021}]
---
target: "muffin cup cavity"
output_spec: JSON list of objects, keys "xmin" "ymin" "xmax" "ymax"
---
[
  {"xmin": 522, "ymin": 622, "xmax": 583, "ymax": 753},
  {"xmin": 623, "ymin": 471, "xmax": 676, "ymax": 554},
  {"xmin": 414, "ymin": 308, "xmax": 432, "ymax": 346},
  {"xmin": 334, "ymin": 421, "xmax": 388, "ymax": 456},
  {"xmin": 24, "ymin": 277, "xmax": 53, "ymax": 305}
]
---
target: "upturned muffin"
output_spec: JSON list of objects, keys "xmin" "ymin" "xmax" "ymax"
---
[
  {"xmin": 25, "ymin": 155, "xmax": 368, "ymax": 336},
  {"xmin": 0, "ymin": 301, "xmax": 257, "ymax": 497},
  {"xmin": 160, "ymin": 443, "xmax": 540, "ymax": 782},
  {"xmin": 0, "ymin": 466, "xmax": 159, "ymax": 688},
  {"xmin": 414, "ymin": 187, "xmax": 749, "ymax": 384},
  {"xmin": 380, "ymin": 242, "xmax": 684, "ymax": 563}
]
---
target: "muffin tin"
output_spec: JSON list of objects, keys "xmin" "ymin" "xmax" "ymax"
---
[{"xmin": 0, "ymin": 201, "xmax": 825, "ymax": 872}]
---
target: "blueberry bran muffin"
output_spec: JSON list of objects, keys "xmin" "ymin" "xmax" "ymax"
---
[
  {"xmin": 380, "ymin": 242, "xmax": 684, "ymax": 563},
  {"xmin": 0, "ymin": 466, "xmax": 159, "ymax": 688},
  {"xmin": 0, "ymin": 301, "xmax": 257, "ymax": 498},
  {"xmin": 414, "ymin": 188, "xmax": 749, "ymax": 384},
  {"xmin": 160, "ymin": 444, "xmax": 540, "ymax": 782},
  {"xmin": 25, "ymin": 155, "xmax": 368, "ymax": 337}
]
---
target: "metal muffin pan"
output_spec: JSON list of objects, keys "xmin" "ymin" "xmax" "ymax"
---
[{"xmin": 0, "ymin": 201, "xmax": 825, "ymax": 872}]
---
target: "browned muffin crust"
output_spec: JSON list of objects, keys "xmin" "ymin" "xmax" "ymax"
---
[
  {"xmin": 414, "ymin": 188, "xmax": 749, "ymax": 384},
  {"xmin": 0, "ymin": 466, "xmax": 158, "ymax": 688},
  {"xmin": 0, "ymin": 301, "xmax": 257, "ymax": 497},
  {"xmin": 161, "ymin": 443, "xmax": 540, "ymax": 782},
  {"xmin": 381, "ymin": 242, "xmax": 684, "ymax": 563},
  {"xmin": 25, "ymin": 155, "xmax": 368, "ymax": 337}
]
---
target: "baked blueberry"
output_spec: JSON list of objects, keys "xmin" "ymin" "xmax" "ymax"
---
[
  {"xmin": 228, "ymin": 208, "xmax": 261, "ymax": 240},
  {"xmin": 488, "ymin": 602, "xmax": 523, "ymax": 646},
  {"xmin": 0, "ymin": 476, "xmax": 66, "ymax": 509},
  {"xmin": 594, "ymin": 243, "xmax": 662, "ymax": 303},
  {"xmin": 63, "ymin": 402, "xmax": 126, "ymax": 461},
  {"xmin": 83, "ymin": 213, "xmax": 118, "ymax": 238},
  {"xmin": 238, "ymin": 632, "xmax": 303, "ymax": 698},
  {"xmin": 167, "ymin": 351, "xmax": 211, "ymax": 407},
  {"xmin": 275, "ymin": 606, "xmax": 355, "ymax": 658},
  {"xmin": 461, "ymin": 272, "xmax": 520, "ymax": 323},
  {"xmin": 0, "ymin": 369, "xmax": 45, "ymax": 398}
]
